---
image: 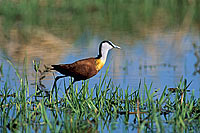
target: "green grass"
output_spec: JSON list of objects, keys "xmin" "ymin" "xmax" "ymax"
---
[
  {"xmin": 1, "ymin": 1, "xmax": 199, "ymax": 131},
  {"xmin": 0, "ymin": 60, "xmax": 199, "ymax": 132}
]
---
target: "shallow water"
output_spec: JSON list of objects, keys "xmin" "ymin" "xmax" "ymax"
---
[
  {"xmin": 0, "ymin": 1, "xmax": 200, "ymax": 132},
  {"xmin": 1, "ymin": 29, "xmax": 200, "ymax": 97}
]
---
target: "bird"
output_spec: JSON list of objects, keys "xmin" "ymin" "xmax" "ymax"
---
[{"xmin": 51, "ymin": 40, "xmax": 120, "ymax": 93}]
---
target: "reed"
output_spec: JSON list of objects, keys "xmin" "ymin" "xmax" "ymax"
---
[{"xmin": 0, "ymin": 59, "xmax": 199, "ymax": 132}]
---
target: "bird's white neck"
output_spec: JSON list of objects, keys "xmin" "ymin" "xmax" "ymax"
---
[
  {"xmin": 97, "ymin": 42, "xmax": 113, "ymax": 62},
  {"xmin": 99, "ymin": 48, "xmax": 109, "ymax": 63}
]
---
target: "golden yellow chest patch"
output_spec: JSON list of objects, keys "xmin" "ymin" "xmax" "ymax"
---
[{"xmin": 95, "ymin": 59, "xmax": 105, "ymax": 71}]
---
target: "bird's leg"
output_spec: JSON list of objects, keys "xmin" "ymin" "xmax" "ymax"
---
[
  {"xmin": 51, "ymin": 76, "xmax": 67, "ymax": 96},
  {"xmin": 65, "ymin": 80, "xmax": 76, "ymax": 96}
]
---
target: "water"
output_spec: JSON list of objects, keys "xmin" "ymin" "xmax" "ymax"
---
[
  {"xmin": 0, "ymin": 0, "xmax": 200, "ymax": 132},
  {"xmin": 1, "ymin": 21, "xmax": 200, "ymax": 133},
  {"xmin": 1, "ymin": 30, "xmax": 200, "ymax": 97}
]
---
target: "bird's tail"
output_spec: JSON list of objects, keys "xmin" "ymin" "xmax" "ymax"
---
[
  {"xmin": 50, "ymin": 65, "xmax": 60, "ymax": 71},
  {"xmin": 50, "ymin": 65, "xmax": 68, "ymax": 75}
]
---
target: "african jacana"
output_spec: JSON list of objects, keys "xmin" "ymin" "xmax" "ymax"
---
[{"xmin": 51, "ymin": 40, "xmax": 120, "ymax": 92}]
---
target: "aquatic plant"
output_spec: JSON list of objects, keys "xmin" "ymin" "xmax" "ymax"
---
[{"xmin": 0, "ymin": 59, "xmax": 199, "ymax": 132}]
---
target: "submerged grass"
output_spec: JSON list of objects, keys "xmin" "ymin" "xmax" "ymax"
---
[{"xmin": 0, "ymin": 60, "xmax": 200, "ymax": 132}]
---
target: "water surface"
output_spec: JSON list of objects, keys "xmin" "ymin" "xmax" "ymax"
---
[
  {"xmin": 0, "ymin": 0, "xmax": 200, "ymax": 132},
  {"xmin": 1, "ymin": 30, "xmax": 200, "ymax": 97}
]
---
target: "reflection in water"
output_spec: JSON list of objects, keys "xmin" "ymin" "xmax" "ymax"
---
[
  {"xmin": 0, "ymin": 0, "xmax": 200, "ymax": 132},
  {"xmin": 193, "ymin": 43, "xmax": 200, "ymax": 75},
  {"xmin": 1, "ymin": 28, "xmax": 72, "ymax": 65},
  {"xmin": 0, "ymin": 25, "xmax": 200, "ymax": 97}
]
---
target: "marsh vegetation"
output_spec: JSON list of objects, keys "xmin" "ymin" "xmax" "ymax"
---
[
  {"xmin": 0, "ymin": 0, "xmax": 200, "ymax": 132},
  {"xmin": 0, "ymin": 60, "xmax": 200, "ymax": 132}
]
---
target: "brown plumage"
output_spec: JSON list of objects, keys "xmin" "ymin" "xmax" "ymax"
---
[{"xmin": 51, "ymin": 57, "xmax": 98, "ymax": 82}]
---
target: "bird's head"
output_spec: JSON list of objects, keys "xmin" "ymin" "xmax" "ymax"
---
[
  {"xmin": 100, "ymin": 40, "xmax": 120, "ymax": 51},
  {"xmin": 98, "ymin": 40, "xmax": 120, "ymax": 58},
  {"xmin": 95, "ymin": 40, "xmax": 120, "ymax": 71}
]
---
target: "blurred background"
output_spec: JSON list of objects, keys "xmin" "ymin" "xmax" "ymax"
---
[{"xmin": 0, "ymin": 0, "xmax": 200, "ymax": 96}]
